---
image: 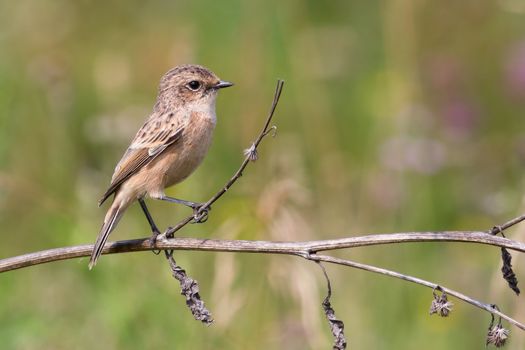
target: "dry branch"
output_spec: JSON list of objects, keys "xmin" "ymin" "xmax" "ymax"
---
[
  {"xmin": 1, "ymin": 230, "xmax": 525, "ymax": 331},
  {"xmin": 2, "ymin": 231, "xmax": 525, "ymax": 272}
]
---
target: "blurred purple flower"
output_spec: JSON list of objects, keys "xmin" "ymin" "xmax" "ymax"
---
[
  {"xmin": 441, "ymin": 98, "xmax": 479, "ymax": 139},
  {"xmin": 380, "ymin": 137, "xmax": 446, "ymax": 175},
  {"xmin": 426, "ymin": 55, "xmax": 479, "ymax": 138}
]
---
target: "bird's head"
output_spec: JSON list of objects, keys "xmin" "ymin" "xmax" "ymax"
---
[{"xmin": 157, "ymin": 64, "xmax": 233, "ymax": 109}]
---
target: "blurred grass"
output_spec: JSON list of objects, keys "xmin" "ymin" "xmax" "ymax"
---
[{"xmin": 2, "ymin": 0, "xmax": 525, "ymax": 349}]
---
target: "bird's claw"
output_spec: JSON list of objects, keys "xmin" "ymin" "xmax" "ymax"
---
[
  {"xmin": 150, "ymin": 230, "xmax": 161, "ymax": 255},
  {"xmin": 192, "ymin": 205, "xmax": 210, "ymax": 223}
]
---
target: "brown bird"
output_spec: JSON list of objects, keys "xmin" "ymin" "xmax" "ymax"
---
[{"xmin": 89, "ymin": 64, "xmax": 233, "ymax": 269}]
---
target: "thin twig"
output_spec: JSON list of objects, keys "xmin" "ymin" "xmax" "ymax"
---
[
  {"xmin": 490, "ymin": 213, "xmax": 525, "ymax": 235},
  {"xmin": 307, "ymin": 254, "xmax": 525, "ymax": 331},
  {"xmin": 163, "ymin": 80, "xmax": 284, "ymax": 236}
]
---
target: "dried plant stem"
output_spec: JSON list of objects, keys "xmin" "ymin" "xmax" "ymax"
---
[
  {"xmin": 308, "ymin": 254, "xmax": 525, "ymax": 331},
  {"xmin": 2, "ymin": 230, "xmax": 525, "ymax": 331},
  {"xmin": 490, "ymin": 213, "xmax": 525, "ymax": 235},
  {"xmin": 2, "ymin": 231, "xmax": 525, "ymax": 272},
  {"xmin": 315, "ymin": 261, "xmax": 347, "ymax": 349}
]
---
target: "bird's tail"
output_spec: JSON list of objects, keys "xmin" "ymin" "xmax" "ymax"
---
[{"xmin": 89, "ymin": 197, "xmax": 129, "ymax": 270}]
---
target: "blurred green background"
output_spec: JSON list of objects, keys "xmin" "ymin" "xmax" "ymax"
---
[{"xmin": 2, "ymin": 0, "xmax": 525, "ymax": 349}]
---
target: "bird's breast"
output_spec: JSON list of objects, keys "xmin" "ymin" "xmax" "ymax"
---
[{"xmin": 162, "ymin": 111, "xmax": 216, "ymax": 187}]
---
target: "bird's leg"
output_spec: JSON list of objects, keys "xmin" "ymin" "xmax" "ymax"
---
[
  {"xmin": 158, "ymin": 196, "xmax": 210, "ymax": 223},
  {"xmin": 138, "ymin": 198, "xmax": 161, "ymax": 255},
  {"xmin": 160, "ymin": 196, "xmax": 202, "ymax": 209}
]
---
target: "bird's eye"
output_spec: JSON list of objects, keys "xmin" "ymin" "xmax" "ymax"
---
[{"xmin": 187, "ymin": 80, "xmax": 201, "ymax": 91}]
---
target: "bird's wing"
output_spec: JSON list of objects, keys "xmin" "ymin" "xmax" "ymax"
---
[{"xmin": 98, "ymin": 112, "xmax": 185, "ymax": 206}]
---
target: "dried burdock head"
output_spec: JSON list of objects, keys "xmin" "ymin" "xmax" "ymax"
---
[
  {"xmin": 243, "ymin": 125, "xmax": 277, "ymax": 162},
  {"xmin": 486, "ymin": 324, "xmax": 510, "ymax": 348},
  {"xmin": 243, "ymin": 143, "xmax": 258, "ymax": 162},
  {"xmin": 429, "ymin": 286, "xmax": 453, "ymax": 317},
  {"xmin": 486, "ymin": 311, "xmax": 510, "ymax": 348}
]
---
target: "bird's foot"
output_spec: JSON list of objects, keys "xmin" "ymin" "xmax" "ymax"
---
[
  {"xmin": 192, "ymin": 204, "xmax": 210, "ymax": 223},
  {"xmin": 150, "ymin": 229, "xmax": 161, "ymax": 255}
]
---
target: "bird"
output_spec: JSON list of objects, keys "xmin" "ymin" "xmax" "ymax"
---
[{"xmin": 89, "ymin": 64, "xmax": 233, "ymax": 269}]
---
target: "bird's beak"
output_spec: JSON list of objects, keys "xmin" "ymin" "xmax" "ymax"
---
[{"xmin": 215, "ymin": 80, "xmax": 234, "ymax": 89}]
